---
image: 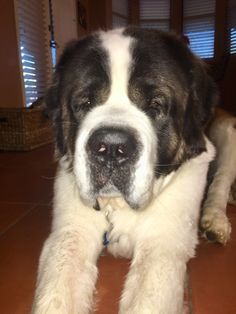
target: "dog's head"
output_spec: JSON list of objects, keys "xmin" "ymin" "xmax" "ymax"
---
[{"xmin": 46, "ymin": 28, "xmax": 217, "ymax": 209}]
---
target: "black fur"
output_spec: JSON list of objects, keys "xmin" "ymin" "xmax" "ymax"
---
[
  {"xmin": 125, "ymin": 27, "xmax": 218, "ymax": 175},
  {"xmin": 46, "ymin": 35, "xmax": 110, "ymax": 158}
]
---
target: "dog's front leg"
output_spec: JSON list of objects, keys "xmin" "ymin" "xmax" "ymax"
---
[
  {"xmin": 32, "ymin": 170, "xmax": 108, "ymax": 314},
  {"xmin": 120, "ymin": 241, "xmax": 187, "ymax": 314},
  {"xmin": 120, "ymin": 139, "xmax": 215, "ymax": 314},
  {"xmin": 119, "ymin": 215, "xmax": 192, "ymax": 314}
]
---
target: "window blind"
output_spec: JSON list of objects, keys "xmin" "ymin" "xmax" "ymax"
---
[
  {"xmin": 228, "ymin": 0, "xmax": 236, "ymax": 54},
  {"xmin": 16, "ymin": 0, "xmax": 51, "ymax": 107},
  {"xmin": 112, "ymin": 0, "xmax": 129, "ymax": 28},
  {"xmin": 139, "ymin": 0, "xmax": 170, "ymax": 31},
  {"xmin": 183, "ymin": 0, "xmax": 216, "ymax": 59}
]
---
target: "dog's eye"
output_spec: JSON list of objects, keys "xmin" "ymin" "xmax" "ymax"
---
[
  {"xmin": 146, "ymin": 98, "xmax": 169, "ymax": 119},
  {"xmin": 146, "ymin": 106, "xmax": 160, "ymax": 117},
  {"xmin": 72, "ymin": 100, "xmax": 92, "ymax": 113}
]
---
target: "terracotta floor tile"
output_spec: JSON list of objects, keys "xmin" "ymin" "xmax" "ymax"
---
[
  {"xmin": 0, "ymin": 204, "xmax": 52, "ymax": 314},
  {"xmin": 0, "ymin": 144, "xmax": 56, "ymax": 204},
  {"xmin": 189, "ymin": 206, "xmax": 236, "ymax": 314},
  {"xmin": 0, "ymin": 202, "xmax": 35, "ymax": 235},
  {"xmin": 0, "ymin": 166, "xmax": 56, "ymax": 204},
  {"xmin": 0, "ymin": 145, "xmax": 55, "ymax": 169},
  {"xmin": 96, "ymin": 254, "xmax": 130, "ymax": 314}
]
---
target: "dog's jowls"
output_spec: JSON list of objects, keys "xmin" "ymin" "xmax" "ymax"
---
[{"xmin": 32, "ymin": 28, "xmax": 236, "ymax": 313}]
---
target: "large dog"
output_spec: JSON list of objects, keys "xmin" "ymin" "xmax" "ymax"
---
[{"xmin": 33, "ymin": 28, "xmax": 236, "ymax": 313}]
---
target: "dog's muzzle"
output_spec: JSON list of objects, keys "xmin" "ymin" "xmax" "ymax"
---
[{"xmin": 86, "ymin": 126, "xmax": 139, "ymax": 196}]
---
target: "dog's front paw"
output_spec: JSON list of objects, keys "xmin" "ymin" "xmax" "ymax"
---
[
  {"xmin": 108, "ymin": 234, "xmax": 133, "ymax": 258},
  {"xmin": 32, "ymin": 293, "xmax": 67, "ymax": 314},
  {"xmin": 201, "ymin": 209, "xmax": 231, "ymax": 245},
  {"xmin": 106, "ymin": 208, "xmax": 137, "ymax": 258}
]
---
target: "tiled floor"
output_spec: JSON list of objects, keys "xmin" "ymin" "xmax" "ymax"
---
[
  {"xmin": 189, "ymin": 204, "xmax": 236, "ymax": 314},
  {"xmin": 0, "ymin": 144, "xmax": 235, "ymax": 314}
]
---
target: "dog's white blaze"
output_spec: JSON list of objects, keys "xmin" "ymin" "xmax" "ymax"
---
[{"xmin": 100, "ymin": 28, "xmax": 132, "ymax": 106}]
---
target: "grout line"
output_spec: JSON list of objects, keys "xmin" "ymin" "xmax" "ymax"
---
[
  {"xmin": 0, "ymin": 203, "xmax": 50, "ymax": 238},
  {"xmin": 0, "ymin": 200, "xmax": 53, "ymax": 206},
  {"xmin": 0, "ymin": 201, "xmax": 47, "ymax": 205}
]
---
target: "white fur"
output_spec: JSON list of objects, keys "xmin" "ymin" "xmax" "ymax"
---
[
  {"xmin": 100, "ymin": 28, "xmax": 132, "ymax": 104},
  {"xmin": 201, "ymin": 117, "xmax": 236, "ymax": 244}
]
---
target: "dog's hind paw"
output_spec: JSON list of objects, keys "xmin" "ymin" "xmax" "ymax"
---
[{"xmin": 200, "ymin": 209, "xmax": 231, "ymax": 245}]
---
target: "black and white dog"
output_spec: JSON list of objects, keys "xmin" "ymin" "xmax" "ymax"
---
[{"xmin": 33, "ymin": 28, "xmax": 236, "ymax": 313}]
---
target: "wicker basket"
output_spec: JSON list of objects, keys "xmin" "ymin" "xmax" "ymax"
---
[{"xmin": 0, "ymin": 107, "xmax": 54, "ymax": 151}]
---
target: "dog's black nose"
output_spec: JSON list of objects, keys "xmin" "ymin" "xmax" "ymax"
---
[{"xmin": 87, "ymin": 127, "xmax": 138, "ymax": 166}]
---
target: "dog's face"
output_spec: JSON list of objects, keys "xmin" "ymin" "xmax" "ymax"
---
[{"xmin": 47, "ymin": 28, "xmax": 217, "ymax": 209}]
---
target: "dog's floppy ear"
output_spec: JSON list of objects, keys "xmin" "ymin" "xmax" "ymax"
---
[
  {"xmin": 45, "ymin": 76, "xmax": 59, "ymax": 120},
  {"xmin": 45, "ymin": 76, "xmax": 68, "ymax": 157},
  {"xmin": 45, "ymin": 41, "xmax": 80, "ymax": 158},
  {"xmin": 192, "ymin": 59, "xmax": 218, "ymax": 126},
  {"xmin": 183, "ymin": 59, "xmax": 218, "ymax": 158}
]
